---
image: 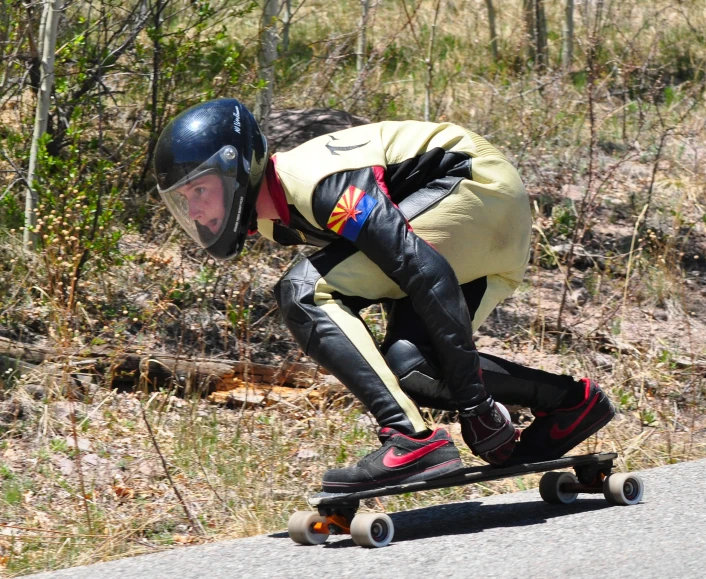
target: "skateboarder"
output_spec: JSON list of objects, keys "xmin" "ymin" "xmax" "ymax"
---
[{"xmin": 154, "ymin": 98, "xmax": 615, "ymax": 492}]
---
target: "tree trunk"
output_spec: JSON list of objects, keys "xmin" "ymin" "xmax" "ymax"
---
[
  {"xmin": 357, "ymin": 0, "xmax": 371, "ymax": 72},
  {"xmin": 523, "ymin": 0, "xmax": 547, "ymax": 69},
  {"xmin": 136, "ymin": 0, "xmax": 164, "ymax": 190},
  {"xmin": 0, "ymin": 2, "xmax": 10, "ymax": 90},
  {"xmin": 562, "ymin": 0, "xmax": 574, "ymax": 70},
  {"xmin": 23, "ymin": 4, "xmax": 45, "ymax": 94},
  {"xmin": 282, "ymin": 0, "xmax": 292, "ymax": 52},
  {"xmin": 535, "ymin": 0, "xmax": 548, "ymax": 69},
  {"xmin": 255, "ymin": 0, "xmax": 279, "ymax": 133},
  {"xmin": 424, "ymin": 0, "xmax": 443, "ymax": 122},
  {"xmin": 25, "ymin": 0, "xmax": 63, "ymax": 253},
  {"xmin": 522, "ymin": 0, "xmax": 536, "ymax": 64},
  {"xmin": 484, "ymin": 0, "xmax": 499, "ymax": 63}
]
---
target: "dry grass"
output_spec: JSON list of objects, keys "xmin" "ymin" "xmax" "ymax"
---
[
  {"xmin": 1, "ymin": 263, "xmax": 704, "ymax": 575},
  {"xmin": 1, "ymin": 386, "xmax": 702, "ymax": 574}
]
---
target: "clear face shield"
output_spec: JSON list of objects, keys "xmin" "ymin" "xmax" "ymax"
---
[{"xmin": 157, "ymin": 146, "xmax": 241, "ymax": 248}]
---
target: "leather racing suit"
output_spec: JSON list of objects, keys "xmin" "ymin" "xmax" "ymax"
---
[{"xmin": 256, "ymin": 121, "xmax": 532, "ymax": 436}]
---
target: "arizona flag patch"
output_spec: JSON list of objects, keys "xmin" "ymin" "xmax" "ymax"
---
[{"xmin": 326, "ymin": 186, "xmax": 377, "ymax": 241}]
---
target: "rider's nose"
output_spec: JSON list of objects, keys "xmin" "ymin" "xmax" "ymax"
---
[{"xmin": 188, "ymin": 202, "xmax": 203, "ymax": 220}]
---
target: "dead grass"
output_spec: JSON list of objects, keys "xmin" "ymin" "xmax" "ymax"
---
[{"xmin": 1, "ymin": 270, "xmax": 704, "ymax": 576}]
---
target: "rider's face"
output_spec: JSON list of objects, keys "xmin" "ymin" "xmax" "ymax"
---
[{"xmin": 176, "ymin": 174, "xmax": 225, "ymax": 235}]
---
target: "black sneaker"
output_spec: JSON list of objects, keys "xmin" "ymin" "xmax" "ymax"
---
[
  {"xmin": 512, "ymin": 378, "xmax": 615, "ymax": 463},
  {"xmin": 321, "ymin": 428, "xmax": 463, "ymax": 493}
]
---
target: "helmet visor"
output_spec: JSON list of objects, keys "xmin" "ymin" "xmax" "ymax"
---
[{"xmin": 157, "ymin": 146, "xmax": 240, "ymax": 248}]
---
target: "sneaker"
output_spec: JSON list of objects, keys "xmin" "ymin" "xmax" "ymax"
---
[
  {"xmin": 512, "ymin": 378, "xmax": 615, "ymax": 463},
  {"xmin": 321, "ymin": 428, "xmax": 463, "ymax": 493}
]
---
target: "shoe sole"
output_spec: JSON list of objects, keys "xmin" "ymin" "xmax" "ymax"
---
[{"xmin": 321, "ymin": 458, "xmax": 464, "ymax": 493}]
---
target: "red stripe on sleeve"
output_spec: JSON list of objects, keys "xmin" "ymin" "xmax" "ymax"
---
[
  {"xmin": 372, "ymin": 165, "xmax": 413, "ymax": 232},
  {"xmin": 372, "ymin": 165, "xmax": 390, "ymax": 198}
]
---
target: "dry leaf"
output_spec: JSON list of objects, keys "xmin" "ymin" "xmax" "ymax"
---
[
  {"xmin": 113, "ymin": 485, "xmax": 135, "ymax": 500},
  {"xmin": 30, "ymin": 511, "xmax": 52, "ymax": 527},
  {"xmin": 81, "ymin": 453, "xmax": 100, "ymax": 467},
  {"xmin": 65, "ymin": 436, "xmax": 92, "ymax": 451},
  {"xmin": 173, "ymin": 534, "xmax": 198, "ymax": 544},
  {"xmin": 58, "ymin": 457, "xmax": 75, "ymax": 476},
  {"xmin": 296, "ymin": 447, "xmax": 317, "ymax": 459}
]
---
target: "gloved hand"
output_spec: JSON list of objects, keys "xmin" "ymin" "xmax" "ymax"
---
[{"xmin": 459, "ymin": 397, "xmax": 519, "ymax": 465}]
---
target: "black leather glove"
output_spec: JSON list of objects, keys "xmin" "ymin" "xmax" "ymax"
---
[{"xmin": 460, "ymin": 397, "xmax": 518, "ymax": 465}]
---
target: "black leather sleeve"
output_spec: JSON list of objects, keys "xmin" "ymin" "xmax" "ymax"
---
[{"xmin": 312, "ymin": 167, "xmax": 486, "ymax": 407}]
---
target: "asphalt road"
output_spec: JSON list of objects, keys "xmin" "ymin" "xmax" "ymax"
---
[{"xmin": 28, "ymin": 458, "xmax": 706, "ymax": 579}]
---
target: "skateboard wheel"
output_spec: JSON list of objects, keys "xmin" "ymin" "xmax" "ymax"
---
[
  {"xmin": 539, "ymin": 471, "xmax": 579, "ymax": 504},
  {"xmin": 288, "ymin": 511, "xmax": 329, "ymax": 545},
  {"xmin": 350, "ymin": 513, "xmax": 394, "ymax": 548},
  {"xmin": 603, "ymin": 473, "xmax": 644, "ymax": 506}
]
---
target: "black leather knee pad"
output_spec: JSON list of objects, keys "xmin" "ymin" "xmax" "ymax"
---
[
  {"xmin": 384, "ymin": 340, "xmax": 461, "ymax": 410},
  {"xmin": 383, "ymin": 339, "xmax": 577, "ymax": 412}
]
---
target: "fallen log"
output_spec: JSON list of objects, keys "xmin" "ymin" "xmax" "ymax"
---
[
  {"xmin": 0, "ymin": 337, "xmax": 51, "ymax": 365},
  {"xmin": 111, "ymin": 354, "xmax": 321, "ymax": 394},
  {"xmin": 206, "ymin": 378, "xmax": 346, "ymax": 408},
  {"xmin": 0, "ymin": 336, "xmax": 321, "ymax": 394}
]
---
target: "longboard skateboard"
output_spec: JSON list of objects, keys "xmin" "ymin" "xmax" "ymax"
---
[{"xmin": 288, "ymin": 452, "xmax": 644, "ymax": 548}]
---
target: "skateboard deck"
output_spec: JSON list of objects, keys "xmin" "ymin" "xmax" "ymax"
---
[
  {"xmin": 310, "ymin": 452, "xmax": 617, "ymax": 505},
  {"xmin": 288, "ymin": 452, "xmax": 645, "ymax": 548}
]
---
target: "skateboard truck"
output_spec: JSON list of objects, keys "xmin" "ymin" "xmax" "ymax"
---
[{"xmin": 312, "ymin": 506, "xmax": 357, "ymax": 535}]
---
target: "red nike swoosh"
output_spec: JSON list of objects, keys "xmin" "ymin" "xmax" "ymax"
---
[
  {"xmin": 382, "ymin": 440, "xmax": 449, "ymax": 468},
  {"xmin": 550, "ymin": 393, "xmax": 600, "ymax": 440}
]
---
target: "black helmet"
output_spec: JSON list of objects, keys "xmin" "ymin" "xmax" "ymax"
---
[{"xmin": 154, "ymin": 98, "xmax": 268, "ymax": 260}]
